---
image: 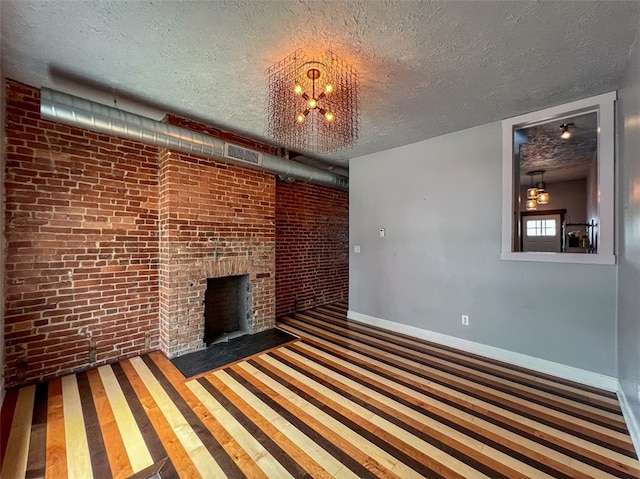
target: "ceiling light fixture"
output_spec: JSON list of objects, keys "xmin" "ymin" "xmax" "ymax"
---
[
  {"xmin": 525, "ymin": 170, "xmax": 550, "ymax": 210},
  {"xmin": 560, "ymin": 122, "xmax": 574, "ymax": 140},
  {"xmin": 266, "ymin": 49, "xmax": 359, "ymax": 153}
]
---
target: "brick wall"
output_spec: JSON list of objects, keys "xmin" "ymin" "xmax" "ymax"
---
[
  {"xmin": 4, "ymin": 81, "xmax": 160, "ymax": 386},
  {"xmin": 3, "ymin": 81, "xmax": 341, "ymax": 387},
  {"xmin": 158, "ymin": 145, "xmax": 276, "ymax": 358},
  {"xmin": 276, "ymin": 180, "xmax": 349, "ymax": 317}
]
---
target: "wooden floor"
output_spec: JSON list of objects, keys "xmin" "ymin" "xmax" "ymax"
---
[{"xmin": 1, "ymin": 302, "xmax": 639, "ymax": 478}]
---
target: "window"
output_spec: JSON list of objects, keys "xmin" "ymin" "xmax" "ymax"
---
[
  {"xmin": 501, "ymin": 92, "xmax": 616, "ymax": 264},
  {"xmin": 526, "ymin": 219, "xmax": 556, "ymax": 237}
]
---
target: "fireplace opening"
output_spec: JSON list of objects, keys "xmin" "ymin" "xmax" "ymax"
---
[{"xmin": 203, "ymin": 274, "xmax": 252, "ymax": 345}]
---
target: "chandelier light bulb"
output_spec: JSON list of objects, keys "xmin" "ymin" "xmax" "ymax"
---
[
  {"xmin": 308, "ymin": 98, "xmax": 318, "ymax": 109},
  {"xmin": 296, "ymin": 113, "xmax": 306, "ymax": 123},
  {"xmin": 525, "ymin": 198, "xmax": 538, "ymax": 211},
  {"xmin": 293, "ymin": 84, "xmax": 304, "ymax": 95},
  {"xmin": 324, "ymin": 84, "xmax": 333, "ymax": 94},
  {"xmin": 324, "ymin": 111, "xmax": 335, "ymax": 122}
]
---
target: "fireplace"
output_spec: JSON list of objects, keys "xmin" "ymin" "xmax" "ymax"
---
[{"xmin": 203, "ymin": 274, "xmax": 252, "ymax": 345}]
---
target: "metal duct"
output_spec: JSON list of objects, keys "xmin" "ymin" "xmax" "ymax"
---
[{"xmin": 39, "ymin": 88, "xmax": 349, "ymax": 190}]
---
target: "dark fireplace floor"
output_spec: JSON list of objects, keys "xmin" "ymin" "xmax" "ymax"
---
[{"xmin": 171, "ymin": 328, "xmax": 297, "ymax": 378}]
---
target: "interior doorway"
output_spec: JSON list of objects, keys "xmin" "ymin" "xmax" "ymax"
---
[{"xmin": 521, "ymin": 210, "xmax": 565, "ymax": 253}]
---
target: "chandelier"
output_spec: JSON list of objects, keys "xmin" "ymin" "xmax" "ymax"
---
[{"xmin": 266, "ymin": 49, "xmax": 359, "ymax": 153}]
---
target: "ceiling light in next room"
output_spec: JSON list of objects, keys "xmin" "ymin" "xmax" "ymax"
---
[
  {"xmin": 266, "ymin": 49, "xmax": 359, "ymax": 154},
  {"xmin": 560, "ymin": 122, "xmax": 574, "ymax": 140}
]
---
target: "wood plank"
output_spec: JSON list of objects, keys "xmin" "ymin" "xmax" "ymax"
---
[
  {"xmin": 188, "ymin": 378, "xmax": 293, "ymax": 478},
  {"xmin": 86, "ymin": 368, "xmax": 133, "ymax": 479},
  {"xmin": 245, "ymin": 356, "xmax": 430, "ymax": 479},
  {"xmin": 222, "ymin": 367, "xmax": 380, "ymax": 479},
  {"xmin": 235, "ymin": 361, "xmax": 401, "ymax": 479},
  {"xmin": 287, "ymin": 340, "xmax": 638, "ymax": 478},
  {"xmin": 61, "ymin": 374, "xmax": 93, "ymax": 478},
  {"xmin": 2, "ymin": 302, "xmax": 639, "ymax": 479},
  {"xmin": 76, "ymin": 372, "xmax": 111, "ymax": 479},
  {"xmin": 142, "ymin": 353, "xmax": 248, "ymax": 479},
  {"xmin": 315, "ymin": 305, "xmax": 618, "ymax": 400},
  {"xmin": 128, "ymin": 356, "xmax": 223, "ymax": 478},
  {"xmin": 25, "ymin": 382, "xmax": 48, "ymax": 479},
  {"xmin": 0, "ymin": 385, "xmax": 35, "ymax": 479},
  {"xmin": 261, "ymin": 351, "xmax": 493, "ymax": 479},
  {"xmin": 45, "ymin": 379, "xmax": 67, "ymax": 478},
  {"xmin": 208, "ymin": 369, "xmax": 335, "ymax": 478},
  {"xmin": 278, "ymin": 316, "xmax": 626, "ymax": 427},
  {"xmin": 148, "ymin": 352, "xmax": 268, "ymax": 479},
  {"xmin": 277, "ymin": 345, "xmax": 553, "ymax": 479},
  {"xmin": 286, "ymin": 328, "xmax": 632, "ymax": 452},
  {"xmin": 119, "ymin": 359, "xmax": 200, "ymax": 478},
  {"xmin": 0, "ymin": 388, "xmax": 19, "ymax": 465},
  {"xmin": 290, "ymin": 311, "xmax": 620, "ymax": 412},
  {"xmin": 97, "ymin": 365, "xmax": 153, "ymax": 473},
  {"xmin": 213, "ymin": 368, "xmax": 359, "ymax": 479}
]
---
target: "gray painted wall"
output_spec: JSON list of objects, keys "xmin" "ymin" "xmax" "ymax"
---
[
  {"xmin": 617, "ymin": 31, "xmax": 640, "ymax": 442},
  {"xmin": 349, "ymin": 122, "xmax": 617, "ymax": 376}
]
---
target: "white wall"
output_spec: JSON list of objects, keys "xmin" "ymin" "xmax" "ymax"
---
[
  {"xmin": 349, "ymin": 121, "xmax": 617, "ymax": 376},
  {"xmin": 617, "ymin": 31, "xmax": 640, "ymax": 449}
]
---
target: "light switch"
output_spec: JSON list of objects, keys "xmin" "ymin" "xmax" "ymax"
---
[
  {"xmin": 354, "ymin": 245, "xmax": 361, "ymax": 253},
  {"xmin": 379, "ymin": 228, "xmax": 386, "ymax": 238}
]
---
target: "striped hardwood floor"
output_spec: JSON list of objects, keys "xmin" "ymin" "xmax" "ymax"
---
[{"xmin": 1, "ymin": 301, "xmax": 639, "ymax": 478}]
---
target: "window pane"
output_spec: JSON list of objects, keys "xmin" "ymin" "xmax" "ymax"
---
[{"xmin": 526, "ymin": 219, "xmax": 556, "ymax": 237}]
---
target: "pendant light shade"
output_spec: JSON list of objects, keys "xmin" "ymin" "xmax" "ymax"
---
[
  {"xmin": 525, "ymin": 198, "xmax": 538, "ymax": 211},
  {"xmin": 537, "ymin": 190, "xmax": 550, "ymax": 205}
]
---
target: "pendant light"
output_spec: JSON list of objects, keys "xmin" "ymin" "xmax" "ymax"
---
[
  {"xmin": 526, "ymin": 172, "xmax": 539, "ymax": 200},
  {"xmin": 525, "ymin": 170, "xmax": 551, "ymax": 209},
  {"xmin": 536, "ymin": 170, "xmax": 549, "ymax": 205}
]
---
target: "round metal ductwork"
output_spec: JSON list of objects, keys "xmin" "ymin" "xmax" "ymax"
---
[{"xmin": 39, "ymin": 88, "xmax": 348, "ymax": 190}]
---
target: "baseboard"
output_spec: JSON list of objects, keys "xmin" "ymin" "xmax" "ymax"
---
[
  {"xmin": 618, "ymin": 381, "xmax": 640, "ymax": 457},
  {"xmin": 347, "ymin": 310, "xmax": 618, "ymax": 391}
]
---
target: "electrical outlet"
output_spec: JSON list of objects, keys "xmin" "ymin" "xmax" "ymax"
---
[{"xmin": 461, "ymin": 315, "xmax": 469, "ymax": 326}]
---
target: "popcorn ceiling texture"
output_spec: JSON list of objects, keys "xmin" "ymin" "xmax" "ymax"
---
[{"xmin": 2, "ymin": 1, "xmax": 638, "ymax": 167}]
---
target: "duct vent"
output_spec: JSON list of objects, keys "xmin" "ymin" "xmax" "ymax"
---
[{"xmin": 224, "ymin": 143, "xmax": 262, "ymax": 166}]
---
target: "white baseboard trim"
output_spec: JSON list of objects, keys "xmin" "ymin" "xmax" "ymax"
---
[
  {"xmin": 347, "ymin": 310, "xmax": 618, "ymax": 391},
  {"xmin": 618, "ymin": 381, "xmax": 640, "ymax": 457}
]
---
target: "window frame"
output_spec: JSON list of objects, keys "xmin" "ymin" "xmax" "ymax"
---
[{"xmin": 500, "ymin": 92, "xmax": 616, "ymax": 265}]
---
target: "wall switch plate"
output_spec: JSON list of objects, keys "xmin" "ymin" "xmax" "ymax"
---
[
  {"xmin": 354, "ymin": 245, "xmax": 361, "ymax": 253},
  {"xmin": 461, "ymin": 315, "xmax": 469, "ymax": 326}
]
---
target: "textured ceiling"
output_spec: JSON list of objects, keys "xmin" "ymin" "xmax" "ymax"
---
[
  {"xmin": 518, "ymin": 112, "xmax": 597, "ymax": 185},
  {"xmin": 1, "ymin": 1, "xmax": 639, "ymax": 170}
]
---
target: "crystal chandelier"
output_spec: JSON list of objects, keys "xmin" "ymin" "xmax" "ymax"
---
[{"xmin": 266, "ymin": 49, "xmax": 359, "ymax": 153}]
